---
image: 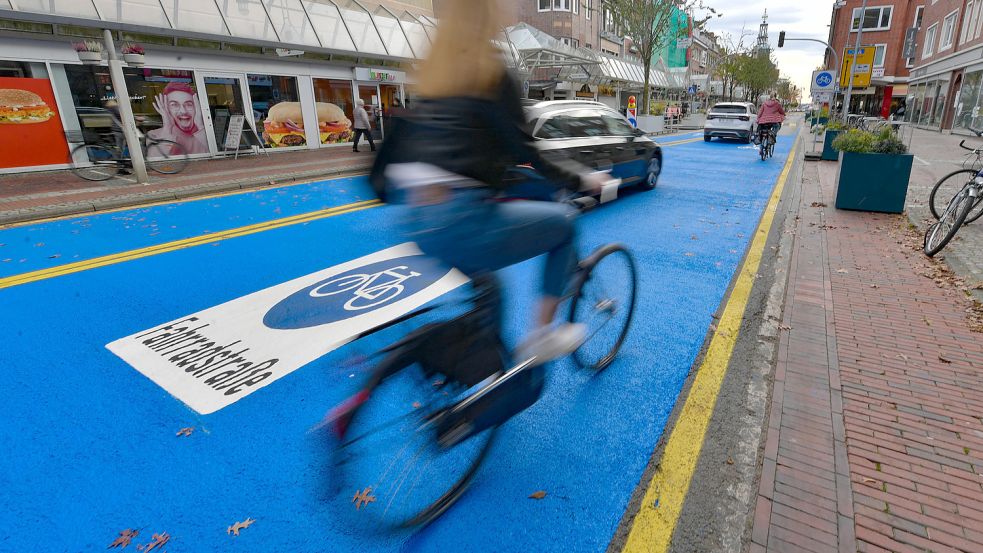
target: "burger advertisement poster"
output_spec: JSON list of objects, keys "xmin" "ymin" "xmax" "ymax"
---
[
  {"xmin": 0, "ymin": 77, "xmax": 70, "ymax": 169},
  {"xmin": 262, "ymin": 101, "xmax": 352, "ymax": 148}
]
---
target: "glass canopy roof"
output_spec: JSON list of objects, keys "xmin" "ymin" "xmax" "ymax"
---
[{"xmin": 1, "ymin": 0, "xmax": 431, "ymax": 60}]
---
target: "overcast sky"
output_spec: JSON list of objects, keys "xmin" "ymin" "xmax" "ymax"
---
[{"xmin": 698, "ymin": 2, "xmax": 835, "ymax": 102}]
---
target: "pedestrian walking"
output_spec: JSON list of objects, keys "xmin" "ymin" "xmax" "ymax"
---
[{"xmin": 352, "ymin": 99, "xmax": 375, "ymax": 153}]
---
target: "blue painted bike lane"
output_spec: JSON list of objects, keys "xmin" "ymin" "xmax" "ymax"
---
[{"xmin": 0, "ymin": 135, "xmax": 794, "ymax": 552}]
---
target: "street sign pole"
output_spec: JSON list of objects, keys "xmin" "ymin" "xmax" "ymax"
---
[{"xmin": 843, "ymin": 0, "xmax": 869, "ymax": 123}]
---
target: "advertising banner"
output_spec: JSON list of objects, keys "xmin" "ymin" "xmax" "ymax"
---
[{"xmin": 0, "ymin": 77, "xmax": 70, "ymax": 169}]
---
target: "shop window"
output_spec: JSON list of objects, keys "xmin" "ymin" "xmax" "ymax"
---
[
  {"xmin": 954, "ymin": 71, "xmax": 982, "ymax": 129},
  {"xmin": 312, "ymin": 78, "xmax": 355, "ymax": 144},
  {"xmin": 64, "ymin": 65, "xmax": 209, "ymax": 155},
  {"xmin": 0, "ymin": 61, "xmax": 31, "ymax": 78},
  {"xmin": 248, "ymin": 74, "xmax": 302, "ymax": 149}
]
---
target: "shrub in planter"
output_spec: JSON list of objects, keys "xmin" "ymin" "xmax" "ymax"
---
[
  {"xmin": 820, "ymin": 120, "xmax": 847, "ymax": 161},
  {"xmin": 831, "ymin": 128, "xmax": 913, "ymax": 213}
]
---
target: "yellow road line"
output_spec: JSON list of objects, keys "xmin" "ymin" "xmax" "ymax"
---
[
  {"xmin": 0, "ymin": 199, "xmax": 380, "ymax": 290},
  {"xmin": 622, "ymin": 136, "xmax": 800, "ymax": 552},
  {"xmin": 0, "ymin": 172, "xmax": 368, "ymax": 230}
]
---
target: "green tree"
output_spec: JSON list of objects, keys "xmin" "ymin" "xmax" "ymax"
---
[
  {"xmin": 601, "ymin": 0, "xmax": 720, "ymax": 112},
  {"xmin": 733, "ymin": 53, "xmax": 779, "ymax": 102}
]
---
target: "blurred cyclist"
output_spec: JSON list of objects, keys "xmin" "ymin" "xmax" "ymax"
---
[
  {"xmin": 371, "ymin": 0, "xmax": 607, "ymax": 363},
  {"xmin": 755, "ymin": 93, "xmax": 786, "ymax": 145}
]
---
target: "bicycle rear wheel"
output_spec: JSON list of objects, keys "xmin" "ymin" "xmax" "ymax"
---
[
  {"xmin": 568, "ymin": 243, "xmax": 637, "ymax": 370},
  {"xmin": 144, "ymin": 139, "xmax": 189, "ymax": 174},
  {"xmin": 70, "ymin": 144, "xmax": 119, "ymax": 181},
  {"xmin": 924, "ymin": 189, "xmax": 973, "ymax": 257},
  {"xmin": 329, "ymin": 358, "xmax": 499, "ymax": 528}
]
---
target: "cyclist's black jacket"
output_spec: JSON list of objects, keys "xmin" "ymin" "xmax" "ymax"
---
[{"xmin": 370, "ymin": 72, "xmax": 583, "ymax": 201}]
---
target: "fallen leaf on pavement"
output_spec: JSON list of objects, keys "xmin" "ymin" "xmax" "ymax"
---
[
  {"xmin": 810, "ymin": 202, "xmax": 827, "ymax": 208},
  {"xmin": 412, "ymin": 402, "xmax": 422, "ymax": 409},
  {"xmin": 176, "ymin": 427, "xmax": 193, "ymax": 437},
  {"xmin": 685, "ymin": 252, "xmax": 695, "ymax": 257},
  {"xmin": 227, "ymin": 518, "xmax": 255, "ymax": 537},
  {"xmin": 137, "ymin": 533, "xmax": 169, "ymax": 552},
  {"xmin": 353, "ymin": 488, "xmax": 376, "ymax": 510},
  {"xmin": 897, "ymin": 354, "xmax": 909, "ymax": 361},
  {"xmin": 836, "ymin": 269, "xmax": 849, "ymax": 274},
  {"xmin": 726, "ymin": 457, "xmax": 734, "ymax": 465},
  {"xmin": 939, "ymin": 354, "xmax": 952, "ymax": 364},
  {"xmin": 529, "ymin": 491, "xmax": 547, "ymax": 500},
  {"xmin": 862, "ymin": 477, "xmax": 878, "ymax": 486},
  {"xmin": 109, "ymin": 529, "xmax": 139, "ymax": 548}
]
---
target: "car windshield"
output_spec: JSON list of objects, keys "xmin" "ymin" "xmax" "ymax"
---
[
  {"xmin": 536, "ymin": 109, "xmax": 633, "ymax": 139},
  {"xmin": 710, "ymin": 105, "xmax": 748, "ymax": 115}
]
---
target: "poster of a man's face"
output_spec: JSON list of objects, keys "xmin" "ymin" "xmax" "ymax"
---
[{"xmin": 146, "ymin": 82, "xmax": 209, "ymax": 155}]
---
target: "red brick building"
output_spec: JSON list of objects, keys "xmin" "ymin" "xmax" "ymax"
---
[
  {"xmin": 825, "ymin": 0, "xmax": 922, "ymax": 118},
  {"xmin": 908, "ymin": 0, "xmax": 983, "ymax": 132}
]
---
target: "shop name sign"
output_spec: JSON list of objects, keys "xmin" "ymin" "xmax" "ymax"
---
[
  {"xmin": 355, "ymin": 67, "xmax": 403, "ymax": 83},
  {"xmin": 106, "ymin": 244, "xmax": 467, "ymax": 414}
]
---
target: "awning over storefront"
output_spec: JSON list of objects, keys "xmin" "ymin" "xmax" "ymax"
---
[
  {"xmin": 505, "ymin": 23, "xmax": 599, "ymax": 83},
  {"xmin": 0, "ymin": 0, "xmax": 434, "ymax": 60}
]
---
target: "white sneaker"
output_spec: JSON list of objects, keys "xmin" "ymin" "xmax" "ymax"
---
[{"xmin": 514, "ymin": 323, "xmax": 587, "ymax": 365}]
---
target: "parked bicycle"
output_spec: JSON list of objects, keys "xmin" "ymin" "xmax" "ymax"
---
[
  {"xmin": 69, "ymin": 131, "xmax": 189, "ymax": 181},
  {"xmin": 924, "ymin": 132, "xmax": 983, "ymax": 256},
  {"xmin": 928, "ymin": 135, "xmax": 983, "ymax": 223},
  {"xmin": 319, "ymin": 194, "xmax": 637, "ymax": 528}
]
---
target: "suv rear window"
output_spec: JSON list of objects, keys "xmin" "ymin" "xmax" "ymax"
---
[{"xmin": 710, "ymin": 105, "xmax": 748, "ymax": 114}]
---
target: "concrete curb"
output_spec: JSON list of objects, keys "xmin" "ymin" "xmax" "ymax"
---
[{"xmin": 0, "ymin": 163, "xmax": 372, "ymax": 226}]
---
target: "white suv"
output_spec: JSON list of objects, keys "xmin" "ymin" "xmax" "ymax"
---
[{"xmin": 704, "ymin": 102, "xmax": 757, "ymax": 143}]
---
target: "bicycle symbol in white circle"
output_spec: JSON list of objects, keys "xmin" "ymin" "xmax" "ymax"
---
[
  {"xmin": 816, "ymin": 73, "xmax": 833, "ymax": 87},
  {"xmin": 309, "ymin": 265, "xmax": 422, "ymax": 311}
]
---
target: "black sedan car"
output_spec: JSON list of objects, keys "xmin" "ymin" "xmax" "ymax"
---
[{"xmin": 505, "ymin": 100, "xmax": 663, "ymax": 201}]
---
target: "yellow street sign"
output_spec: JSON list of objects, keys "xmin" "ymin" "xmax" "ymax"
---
[{"xmin": 840, "ymin": 46, "xmax": 875, "ymax": 88}]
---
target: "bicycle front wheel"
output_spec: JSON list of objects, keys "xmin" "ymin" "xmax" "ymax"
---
[
  {"xmin": 568, "ymin": 243, "xmax": 637, "ymax": 370},
  {"xmin": 924, "ymin": 189, "xmax": 974, "ymax": 257},
  {"xmin": 929, "ymin": 169, "xmax": 981, "ymax": 221},
  {"xmin": 70, "ymin": 144, "xmax": 119, "ymax": 181},
  {"xmin": 144, "ymin": 139, "xmax": 189, "ymax": 174},
  {"xmin": 330, "ymin": 359, "xmax": 499, "ymax": 528}
]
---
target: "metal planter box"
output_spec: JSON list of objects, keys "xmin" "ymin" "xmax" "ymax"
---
[
  {"xmin": 821, "ymin": 130, "xmax": 841, "ymax": 161},
  {"xmin": 834, "ymin": 151, "xmax": 913, "ymax": 213}
]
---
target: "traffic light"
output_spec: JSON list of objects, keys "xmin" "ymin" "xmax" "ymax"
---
[{"xmin": 778, "ymin": 31, "xmax": 785, "ymax": 48}]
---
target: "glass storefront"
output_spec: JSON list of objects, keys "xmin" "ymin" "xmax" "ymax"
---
[
  {"xmin": 312, "ymin": 78, "xmax": 355, "ymax": 144},
  {"xmin": 954, "ymin": 70, "xmax": 983, "ymax": 131},
  {"xmin": 65, "ymin": 65, "xmax": 209, "ymax": 154},
  {"xmin": 248, "ymin": 74, "xmax": 300, "ymax": 148},
  {"xmin": 907, "ymin": 77, "xmax": 951, "ymax": 128}
]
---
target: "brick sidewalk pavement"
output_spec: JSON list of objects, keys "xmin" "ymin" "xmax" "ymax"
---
[
  {"xmin": 751, "ymin": 158, "xmax": 983, "ymax": 552},
  {"xmin": 0, "ymin": 148, "xmax": 373, "ymax": 225}
]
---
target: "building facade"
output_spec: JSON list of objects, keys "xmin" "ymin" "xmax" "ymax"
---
[
  {"xmin": 652, "ymin": 5, "xmax": 689, "ymax": 69},
  {"xmin": 0, "ymin": 0, "xmax": 433, "ymax": 174},
  {"xmin": 825, "ymin": 0, "xmax": 919, "ymax": 118},
  {"xmin": 908, "ymin": 0, "xmax": 983, "ymax": 132}
]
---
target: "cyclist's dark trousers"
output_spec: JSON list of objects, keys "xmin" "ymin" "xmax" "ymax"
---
[
  {"xmin": 759, "ymin": 123, "xmax": 780, "ymax": 142},
  {"xmin": 112, "ymin": 131, "xmax": 132, "ymax": 168}
]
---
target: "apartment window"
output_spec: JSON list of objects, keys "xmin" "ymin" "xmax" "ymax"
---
[
  {"xmin": 940, "ymin": 9, "xmax": 959, "ymax": 50},
  {"xmin": 873, "ymin": 44, "xmax": 887, "ymax": 66},
  {"xmin": 538, "ymin": 0, "xmax": 550, "ymax": 10},
  {"xmin": 585, "ymin": 0, "xmax": 591, "ymax": 19},
  {"xmin": 553, "ymin": 0, "xmax": 572, "ymax": 11},
  {"xmin": 973, "ymin": 0, "xmax": 982, "ymax": 39},
  {"xmin": 851, "ymin": 6, "xmax": 893, "ymax": 31},
  {"xmin": 924, "ymin": 22, "xmax": 938, "ymax": 57},
  {"xmin": 559, "ymin": 37, "xmax": 580, "ymax": 48},
  {"xmin": 961, "ymin": 0, "xmax": 975, "ymax": 43}
]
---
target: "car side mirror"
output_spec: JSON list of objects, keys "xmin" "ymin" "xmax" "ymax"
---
[{"xmin": 632, "ymin": 127, "xmax": 645, "ymax": 137}]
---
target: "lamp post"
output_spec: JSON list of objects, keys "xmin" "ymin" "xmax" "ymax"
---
[
  {"xmin": 103, "ymin": 29, "xmax": 148, "ymax": 183},
  {"xmin": 841, "ymin": 0, "xmax": 869, "ymax": 123}
]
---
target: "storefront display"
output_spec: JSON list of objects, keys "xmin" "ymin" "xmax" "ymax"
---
[
  {"xmin": 312, "ymin": 78, "xmax": 355, "ymax": 144},
  {"xmin": 249, "ymin": 74, "xmax": 300, "ymax": 148},
  {"xmin": 954, "ymin": 70, "xmax": 983, "ymax": 131},
  {"xmin": 0, "ymin": 76, "xmax": 70, "ymax": 169}
]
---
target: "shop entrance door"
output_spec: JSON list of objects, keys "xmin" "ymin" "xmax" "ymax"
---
[
  {"xmin": 378, "ymin": 83, "xmax": 402, "ymax": 138},
  {"xmin": 196, "ymin": 72, "xmax": 251, "ymax": 155},
  {"xmin": 356, "ymin": 84, "xmax": 382, "ymax": 141}
]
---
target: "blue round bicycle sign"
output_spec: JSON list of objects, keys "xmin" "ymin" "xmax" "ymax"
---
[{"xmin": 815, "ymin": 72, "xmax": 833, "ymax": 88}]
